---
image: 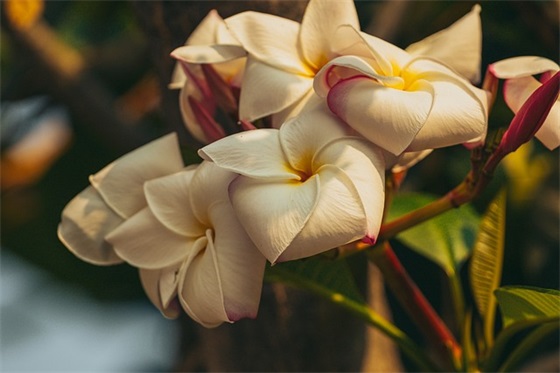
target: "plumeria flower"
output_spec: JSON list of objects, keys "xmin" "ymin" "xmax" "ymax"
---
[
  {"xmin": 489, "ymin": 56, "xmax": 560, "ymax": 150},
  {"xmin": 224, "ymin": 0, "xmax": 360, "ymax": 126},
  {"xmin": 58, "ymin": 133, "xmax": 184, "ymax": 267},
  {"xmin": 106, "ymin": 161, "xmax": 266, "ymax": 327},
  {"xmin": 169, "ymin": 10, "xmax": 246, "ymax": 144},
  {"xmin": 199, "ymin": 106, "xmax": 386, "ymax": 263},
  {"xmin": 313, "ymin": 6, "xmax": 489, "ymax": 156}
]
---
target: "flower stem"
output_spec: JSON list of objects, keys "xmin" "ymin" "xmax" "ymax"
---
[{"xmin": 368, "ymin": 242, "xmax": 462, "ymax": 371}]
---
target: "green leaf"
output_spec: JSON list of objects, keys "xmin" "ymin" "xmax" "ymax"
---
[
  {"xmin": 469, "ymin": 189, "xmax": 506, "ymax": 345},
  {"xmin": 264, "ymin": 256, "xmax": 365, "ymax": 304},
  {"xmin": 387, "ymin": 192, "xmax": 480, "ymax": 276},
  {"xmin": 495, "ymin": 286, "xmax": 560, "ymax": 328},
  {"xmin": 484, "ymin": 286, "xmax": 560, "ymax": 372}
]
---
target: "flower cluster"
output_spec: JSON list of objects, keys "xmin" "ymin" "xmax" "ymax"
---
[{"xmin": 58, "ymin": 0, "xmax": 559, "ymax": 327}]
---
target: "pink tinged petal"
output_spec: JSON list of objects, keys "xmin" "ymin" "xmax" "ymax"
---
[
  {"xmin": 90, "ymin": 133, "xmax": 184, "ymax": 218},
  {"xmin": 229, "ymin": 175, "xmax": 320, "ymax": 264},
  {"xmin": 201, "ymin": 64, "xmax": 238, "ymax": 115},
  {"xmin": 489, "ymin": 56, "xmax": 559, "ymax": 79},
  {"xmin": 299, "ymin": 0, "xmax": 360, "ymax": 70},
  {"xmin": 188, "ymin": 96, "xmax": 226, "ymax": 143},
  {"xmin": 502, "ymin": 73, "xmax": 560, "ymax": 151},
  {"xmin": 313, "ymin": 138, "xmax": 386, "ymax": 239},
  {"xmin": 278, "ymin": 165, "xmax": 368, "ymax": 262},
  {"xmin": 171, "ymin": 45, "xmax": 246, "ymax": 65},
  {"xmin": 144, "ymin": 168, "xmax": 206, "ymax": 238},
  {"xmin": 178, "ymin": 232, "xmax": 229, "ymax": 328},
  {"xmin": 209, "ymin": 200, "xmax": 265, "ymax": 321},
  {"xmin": 107, "ymin": 208, "xmax": 190, "ymax": 270},
  {"xmin": 225, "ymin": 12, "xmax": 312, "ymax": 75},
  {"xmin": 199, "ymin": 129, "xmax": 299, "ymax": 181},
  {"xmin": 279, "ymin": 106, "xmax": 350, "ymax": 173},
  {"xmin": 237, "ymin": 56, "xmax": 313, "ymax": 122},
  {"xmin": 407, "ymin": 80, "xmax": 488, "ymax": 151},
  {"xmin": 239, "ymin": 119, "xmax": 257, "ymax": 131},
  {"xmin": 58, "ymin": 186, "xmax": 124, "ymax": 265},
  {"xmin": 188, "ymin": 161, "xmax": 237, "ymax": 224},
  {"xmin": 179, "ymin": 82, "xmax": 211, "ymax": 144},
  {"xmin": 314, "ymin": 55, "xmax": 403, "ymax": 98},
  {"xmin": 405, "ymin": 5, "xmax": 482, "ymax": 83},
  {"xmin": 139, "ymin": 266, "xmax": 181, "ymax": 319},
  {"xmin": 328, "ymin": 76, "xmax": 434, "ymax": 155}
]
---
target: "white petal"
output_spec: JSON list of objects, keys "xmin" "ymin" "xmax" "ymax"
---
[
  {"xmin": 107, "ymin": 208, "xmax": 190, "ymax": 270},
  {"xmin": 313, "ymin": 137, "xmax": 386, "ymax": 239},
  {"xmin": 144, "ymin": 168, "xmax": 206, "ymax": 237},
  {"xmin": 238, "ymin": 56, "xmax": 313, "ymax": 122},
  {"xmin": 405, "ymin": 5, "xmax": 482, "ymax": 83},
  {"xmin": 391, "ymin": 149, "xmax": 433, "ymax": 173},
  {"xmin": 178, "ymin": 232, "xmax": 229, "ymax": 328},
  {"xmin": 504, "ymin": 76, "xmax": 560, "ymax": 150},
  {"xmin": 171, "ymin": 45, "xmax": 246, "ymax": 65},
  {"xmin": 209, "ymin": 200, "xmax": 265, "ymax": 321},
  {"xmin": 270, "ymin": 89, "xmax": 322, "ymax": 129},
  {"xmin": 229, "ymin": 175, "xmax": 320, "ymax": 263},
  {"xmin": 407, "ymin": 80, "xmax": 487, "ymax": 151},
  {"xmin": 327, "ymin": 76, "xmax": 434, "ymax": 155},
  {"xmin": 225, "ymin": 12, "xmax": 312, "ymax": 75},
  {"xmin": 58, "ymin": 186, "xmax": 123, "ymax": 265},
  {"xmin": 490, "ymin": 56, "xmax": 559, "ymax": 79},
  {"xmin": 90, "ymin": 133, "xmax": 184, "ymax": 218},
  {"xmin": 179, "ymin": 78, "xmax": 211, "ymax": 144},
  {"xmin": 139, "ymin": 266, "xmax": 181, "ymax": 319},
  {"xmin": 188, "ymin": 161, "xmax": 237, "ymax": 225},
  {"xmin": 279, "ymin": 165, "xmax": 368, "ymax": 262},
  {"xmin": 199, "ymin": 128, "xmax": 298, "ymax": 181},
  {"xmin": 279, "ymin": 106, "xmax": 351, "ymax": 173},
  {"xmin": 299, "ymin": 0, "xmax": 360, "ymax": 70}
]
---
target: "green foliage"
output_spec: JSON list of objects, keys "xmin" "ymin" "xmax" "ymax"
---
[
  {"xmin": 469, "ymin": 189, "xmax": 507, "ymax": 345},
  {"xmin": 495, "ymin": 286, "xmax": 560, "ymax": 328},
  {"xmin": 388, "ymin": 193, "xmax": 480, "ymax": 277},
  {"xmin": 264, "ymin": 256, "xmax": 365, "ymax": 304}
]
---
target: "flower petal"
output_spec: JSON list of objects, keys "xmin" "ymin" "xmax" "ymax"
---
[
  {"xmin": 299, "ymin": 0, "xmax": 360, "ymax": 70},
  {"xmin": 237, "ymin": 56, "xmax": 313, "ymax": 122},
  {"xmin": 279, "ymin": 164, "xmax": 368, "ymax": 262},
  {"xmin": 391, "ymin": 149, "xmax": 433, "ymax": 173},
  {"xmin": 144, "ymin": 167, "xmax": 206, "ymax": 238},
  {"xmin": 327, "ymin": 76, "xmax": 434, "ymax": 155},
  {"xmin": 225, "ymin": 12, "xmax": 312, "ymax": 75},
  {"xmin": 270, "ymin": 89, "xmax": 322, "ymax": 129},
  {"xmin": 178, "ymin": 232, "xmax": 229, "ymax": 327},
  {"xmin": 90, "ymin": 133, "xmax": 184, "ymax": 218},
  {"xmin": 229, "ymin": 175, "xmax": 320, "ymax": 263},
  {"xmin": 58, "ymin": 186, "xmax": 123, "ymax": 265},
  {"xmin": 188, "ymin": 161, "xmax": 237, "ymax": 225},
  {"xmin": 179, "ymin": 79, "xmax": 212, "ymax": 144},
  {"xmin": 107, "ymin": 208, "xmax": 190, "ymax": 269},
  {"xmin": 139, "ymin": 266, "xmax": 181, "ymax": 319},
  {"xmin": 209, "ymin": 200, "xmax": 265, "ymax": 321},
  {"xmin": 199, "ymin": 128, "xmax": 298, "ymax": 181},
  {"xmin": 504, "ymin": 76, "xmax": 560, "ymax": 150},
  {"xmin": 279, "ymin": 106, "xmax": 350, "ymax": 173},
  {"xmin": 171, "ymin": 45, "xmax": 246, "ymax": 65},
  {"xmin": 407, "ymin": 80, "xmax": 487, "ymax": 151},
  {"xmin": 405, "ymin": 5, "xmax": 482, "ymax": 83},
  {"xmin": 490, "ymin": 56, "xmax": 560, "ymax": 79},
  {"xmin": 313, "ymin": 137, "xmax": 386, "ymax": 239}
]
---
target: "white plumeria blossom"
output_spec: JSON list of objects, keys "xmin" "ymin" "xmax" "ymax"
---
[
  {"xmin": 313, "ymin": 6, "xmax": 489, "ymax": 156},
  {"xmin": 199, "ymin": 107, "xmax": 386, "ymax": 264},
  {"xmin": 490, "ymin": 56, "xmax": 560, "ymax": 150},
  {"xmin": 58, "ymin": 133, "xmax": 184, "ymax": 267},
  {"xmin": 169, "ymin": 10, "xmax": 246, "ymax": 143},
  {"xmin": 106, "ymin": 161, "xmax": 266, "ymax": 327},
  {"xmin": 224, "ymin": 0, "xmax": 360, "ymax": 126}
]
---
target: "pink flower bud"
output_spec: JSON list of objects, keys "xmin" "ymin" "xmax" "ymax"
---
[{"xmin": 500, "ymin": 71, "xmax": 559, "ymax": 154}]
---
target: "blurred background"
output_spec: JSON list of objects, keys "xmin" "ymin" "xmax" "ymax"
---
[{"xmin": 1, "ymin": 1, "xmax": 558, "ymax": 371}]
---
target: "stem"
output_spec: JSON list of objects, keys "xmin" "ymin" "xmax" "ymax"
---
[
  {"xmin": 368, "ymin": 242, "xmax": 462, "ymax": 371},
  {"xmin": 449, "ymin": 270, "xmax": 466, "ymax": 337}
]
